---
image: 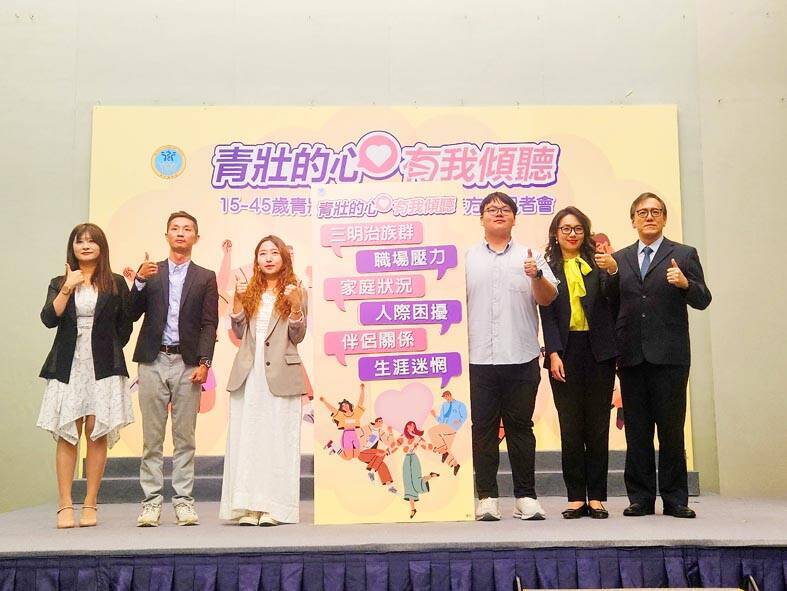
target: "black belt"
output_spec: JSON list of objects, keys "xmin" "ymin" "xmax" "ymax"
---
[{"xmin": 160, "ymin": 344, "xmax": 181, "ymax": 354}]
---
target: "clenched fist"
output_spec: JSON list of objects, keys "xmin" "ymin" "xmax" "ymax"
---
[{"xmin": 137, "ymin": 252, "xmax": 158, "ymax": 280}]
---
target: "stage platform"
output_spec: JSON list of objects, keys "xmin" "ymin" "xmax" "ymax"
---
[
  {"xmin": 1, "ymin": 496, "xmax": 785, "ymax": 589},
  {"xmin": 71, "ymin": 452, "xmax": 702, "ymax": 503}
]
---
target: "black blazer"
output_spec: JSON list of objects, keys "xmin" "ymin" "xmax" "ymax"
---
[
  {"xmin": 130, "ymin": 260, "xmax": 218, "ymax": 367},
  {"xmin": 40, "ymin": 274, "xmax": 133, "ymax": 383},
  {"xmin": 539, "ymin": 260, "xmax": 618, "ymax": 370},
  {"xmin": 608, "ymin": 237, "xmax": 711, "ymax": 368}
]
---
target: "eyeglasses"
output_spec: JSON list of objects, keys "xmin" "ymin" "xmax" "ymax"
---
[
  {"xmin": 635, "ymin": 208, "xmax": 664, "ymax": 219},
  {"xmin": 558, "ymin": 225, "xmax": 585, "ymax": 236},
  {"xmin": 484, "ymin": 206, "xmax": 513, "ymax": 216}
]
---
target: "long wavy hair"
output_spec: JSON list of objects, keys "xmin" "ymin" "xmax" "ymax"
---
[
  {"xmin": 241, "ymin": 235, "xmax": 299, "ymax": 319},
  {"xmin": 544, "ymin": 206, "xmax": 597, "ymax": 269},
  {"xmin": 62, "ymin": 223, "xmax": 117, "ymax": 294}
]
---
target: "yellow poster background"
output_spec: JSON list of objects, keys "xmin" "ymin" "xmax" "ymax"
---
[{"xmin": 89, "ymin": 105, "xmax": 690, "ymax": 470}]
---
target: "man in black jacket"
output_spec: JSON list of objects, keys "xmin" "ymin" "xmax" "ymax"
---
[
  {"xmin": 131, "ymin": 211, "xmax": 218, "ymax": 527},
  {"xmin": 598, "ymin": 193, "xmax": 711, "ymax": 518}
]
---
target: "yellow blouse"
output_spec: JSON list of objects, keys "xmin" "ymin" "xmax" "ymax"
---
[{"xmin": 564, "ymin": 256, "xmax": 591, "ymax": 331}]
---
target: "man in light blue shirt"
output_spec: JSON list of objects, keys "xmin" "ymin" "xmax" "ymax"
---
[
  {"xmin": 428, "ymin": 390, "xmax": 468, "ymax": 477},
  {"xmin": 436, "ymin": 390, "xmax": 467, "ymax": 430},
  {"xmin": 466, "ymin": 191, "xmax": 558, "ymax": 522},
  {"xmin": 160, "ymin": 259, "xmax": 190, "ymax": 345}
]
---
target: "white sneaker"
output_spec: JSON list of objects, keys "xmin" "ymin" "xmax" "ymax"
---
[
  {"xmin": 238, "ymin": 511, "xmax": 261, "ymax": 526},
  {"xmin": 258, "ymin": 512, "xmax": 280, "ymax": 527},
  {"xmin": 475, "ymin": 497, "xmax": 502, "ymax": 521},
  {"xmin": 136, "ymin": 503, "xmax": 161, "ymax": 527},
  {"xmin": 174, "ymin": 502, "xmax": 200, "ymax": 526},
  {"xmin": 513, "ymin": 497, "xmax": 546, "ymax": 521}
]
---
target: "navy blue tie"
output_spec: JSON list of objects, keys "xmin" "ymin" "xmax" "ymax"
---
[{"xmin": 640, "ymin": 246, "xmax": 653, "ymax": 278}]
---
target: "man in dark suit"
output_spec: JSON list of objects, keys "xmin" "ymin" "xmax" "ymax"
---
[
  {"xmin": 131, "ymin": 211, "xmax": 218, "ymax": 527},
  {"xmin": 597, "ymin": 193, "xmax": 711, "ymax": 518}
]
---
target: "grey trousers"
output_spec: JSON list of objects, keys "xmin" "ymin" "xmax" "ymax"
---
[{"xmin": 138, "ymin": 352, "xmax": 201, "ymax": 507}]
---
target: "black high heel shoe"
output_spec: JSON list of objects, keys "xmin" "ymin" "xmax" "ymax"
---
[
  {"xmin": 410, "ymin": 508, "xmax": 417, "ymax": 519},
  {"xmin": 561, "ymin": 504, "xmax": 588, "ymax": 519},
  {"xmin": 429, "ymin": 472, "xmax": 440, "ymax": 477}
]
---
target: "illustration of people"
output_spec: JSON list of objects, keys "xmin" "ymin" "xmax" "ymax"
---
[
  {"xmin": 319, "ymin": 383, "xmax": 366, "ymax": 460},
  {"xmin": 356, "ymin": 417, "xmax": 398, "ymax": 494},
  {"xmin": 427, "ymin": 390, "xmax": 466, "ymax": 476},
  {"xmin": 392, "ymin": 420, "xmax": 439, "ymax": 519}
]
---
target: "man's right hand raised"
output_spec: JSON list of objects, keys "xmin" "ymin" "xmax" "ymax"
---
[{"xmin": 137, "ymin": 252, "xmax": 158, "ymax": 281}]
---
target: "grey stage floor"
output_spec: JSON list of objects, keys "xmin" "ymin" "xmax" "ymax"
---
[{"xmin": 0, "ymin": 496, "xmax": 785, "ymax": 558}]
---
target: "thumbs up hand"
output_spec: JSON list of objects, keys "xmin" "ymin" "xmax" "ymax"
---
[
  {"xmin": 594, "ymin": 243, "xmax": 618, "ymax": 274},
  {"xmin": 524, "ymin": 248, "xmax": 539, "ymax": 278},
  {"xmin": 137, "ymin": 251, "xmax": 158, "ymax": 280},
  {"xmin": 666, "ymin": 258, "xmax": 689, "ymax": 289},
  {"xmin": 63, "ymin": 263, "xmax": 85, "ymax": 290}
]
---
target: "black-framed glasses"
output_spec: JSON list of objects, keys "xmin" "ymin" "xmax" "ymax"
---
[
  {"xmin": 484, "ymin": 206, "xmax": 513, "ymax": 215},
  {"xmin": 558, "ymin": 225, "xmax": 585, "ymax": 236},
  {"xmin": 635, "ymin": 208, "xmax": 664, "ymax": 219}
]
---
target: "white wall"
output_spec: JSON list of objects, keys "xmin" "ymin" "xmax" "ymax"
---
[
  {"xmin": 1, "ymin": 0, "xmax": 783, "ymax": 512},
  {"xmin": 697, "ymin": 0, "xmax": 787, "ymax": 496}
]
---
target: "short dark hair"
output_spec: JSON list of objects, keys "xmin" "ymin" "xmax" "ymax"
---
[
  {"xmin": 166, "ymin": 210, "xmax": 199, "ymax": 234},
  {"xmin": 479, "ymin": 191, "xmax": 518, "ymax": 216},
  {"xmin": 630, "ymin": 193, "xmax": 667, "ymax": 220}
]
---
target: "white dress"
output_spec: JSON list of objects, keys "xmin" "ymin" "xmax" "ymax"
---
[
  {"xmin": 219, "ymin": 292, "xmax": 302, "ymax": 523},
  {"xmin": 37, "ymin": 285, "xmax": 134, "ymax": 448}
]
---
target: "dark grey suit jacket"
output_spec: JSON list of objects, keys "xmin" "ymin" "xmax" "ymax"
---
[
  {"xmin": 608, "ymin": 237, "xmax": 711, "ymax": 368},
  {"xmin": 130, "ymin": 260, "xmax": 218, "ymax": 367}
]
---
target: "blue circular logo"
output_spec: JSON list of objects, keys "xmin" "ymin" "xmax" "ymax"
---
[{"xmin": 151, "ymin": 145, "xmax": 185, "ymax": 179}]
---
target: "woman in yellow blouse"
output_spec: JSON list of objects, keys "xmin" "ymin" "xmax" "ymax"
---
[{"xmin": 539, "ymin": 207, "xmax": 618, "ymax": 519}]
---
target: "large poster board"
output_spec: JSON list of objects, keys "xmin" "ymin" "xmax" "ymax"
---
[
  {"xmin": 311, "ymin": 181, "xmax": 474, "ymax": 524},
  {"xmin": 89, "ymin": 106, "xmax": 689, "ymax": 472}
]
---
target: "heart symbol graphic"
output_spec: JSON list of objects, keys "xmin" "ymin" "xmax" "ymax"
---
[
  {"xmin": 374, "ymin": 382, "xmax": 435, "ymax": 434},
  {"xmin": 366, "ymin": 145, "xmax": 392, "ymax": 168},
  {"xmin": 356, "ymin": 131, "xmax": 401, "ymax": 177}
]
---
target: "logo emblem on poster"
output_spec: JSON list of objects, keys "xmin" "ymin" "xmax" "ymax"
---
[{"xmin": 151, "ymin": 145, "xmax": 185, "ymax": 179}]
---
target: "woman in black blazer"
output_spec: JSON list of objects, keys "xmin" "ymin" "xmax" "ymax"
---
[
  {"xmin": 38, "ymin": 223, "xmax": 134, "ymax": 528},
  {"xmin": 539, "ymin": 207, "xmax": 618, "ymax": 519}
]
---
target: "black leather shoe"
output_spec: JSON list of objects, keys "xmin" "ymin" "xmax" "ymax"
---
[
  {"xmin": 588, "ymin": 504, "xmax": 609, "ymax": 519},
  {"xmin": 623, "ymin": 502, "xmax": 655, "ymax": 516},
  {"xmin": 663, "ymin": 505, "xmax": 696, "ymax": 518},
  {"xmin": 561, "ymin": 504, "xmax": 588, "ymax": 519}
]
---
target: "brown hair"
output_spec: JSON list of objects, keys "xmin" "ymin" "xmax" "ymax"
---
[
  {"xmin": 166, "ymin": 211, "xmax": 199, "ymax": 234},
  {"xmin": 403, "ymin": 420, "xmax": 424, "ymax": 440},
  {"xmin": 629, "ymin": 192, "xmax": 667, "ymax": 220},
  {"xmin": 64, "ymin": 223, "xmax": 117, "ymax": 294},
  {"xmin": 241, "ymin": 235, "xmax": 299, "ymax": 319}
]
